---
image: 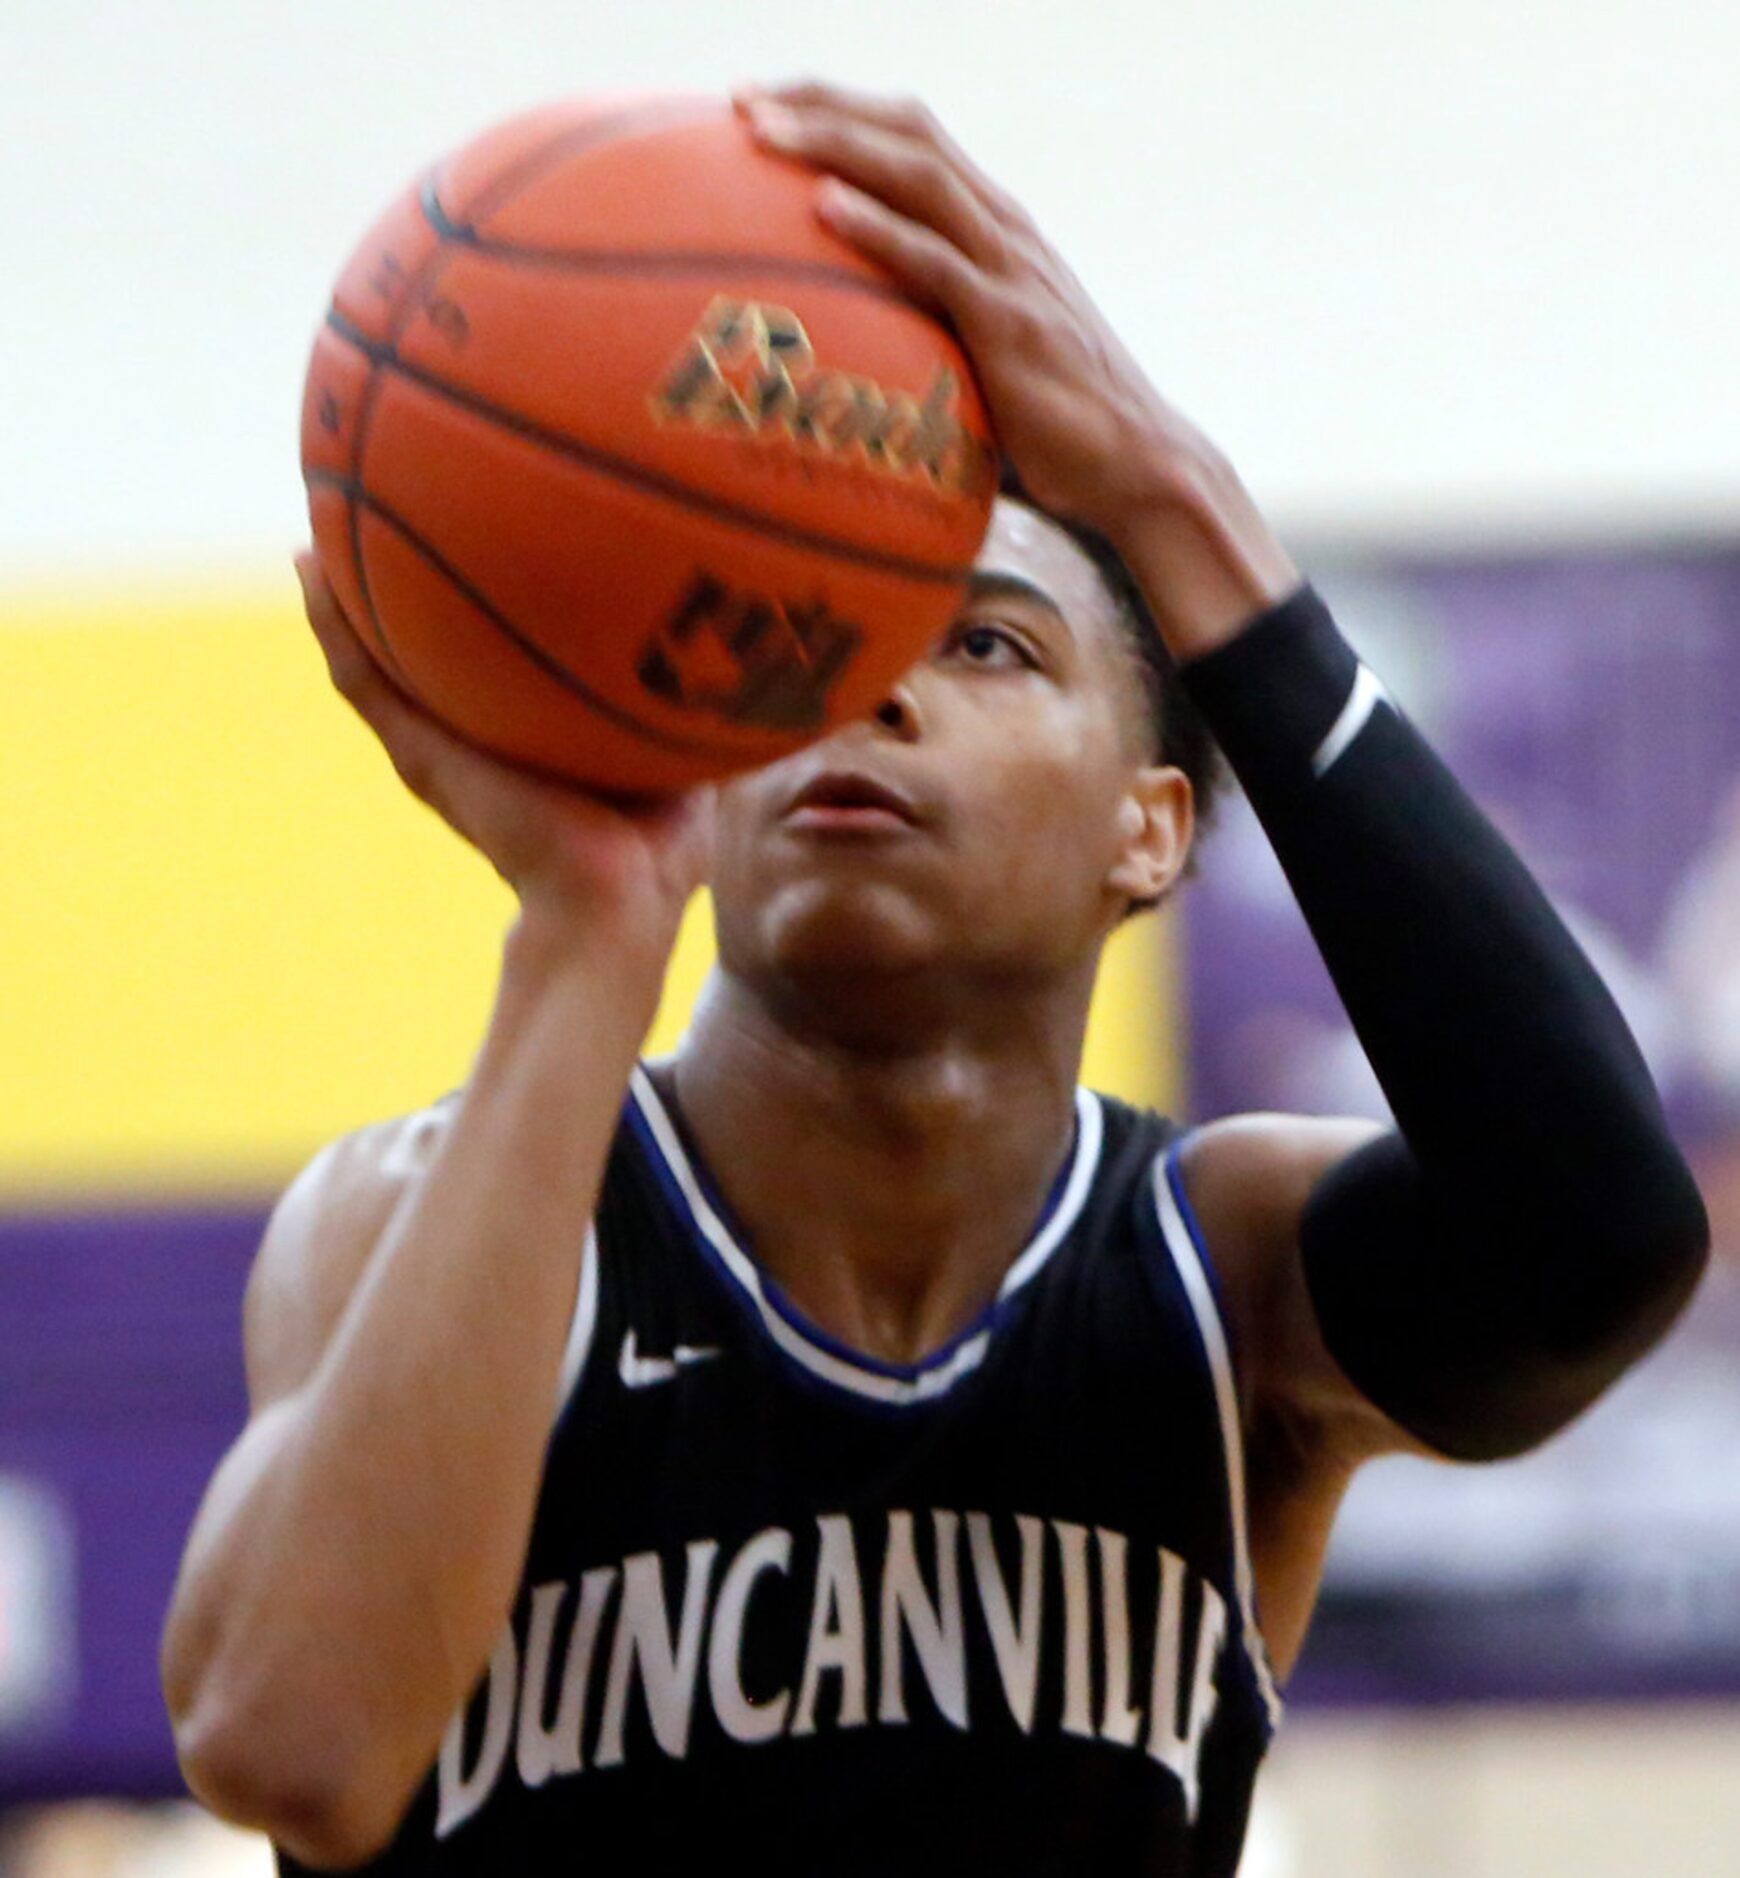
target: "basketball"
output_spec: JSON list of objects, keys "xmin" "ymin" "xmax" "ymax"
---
[{"xmin": 299, "ymin": 95, "xmax": 998, "ymax": 795}]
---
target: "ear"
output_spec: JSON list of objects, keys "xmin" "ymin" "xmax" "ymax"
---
[{"xmin": 1106, "ymin": 765, "xmax": 1194, "ymax": 905}]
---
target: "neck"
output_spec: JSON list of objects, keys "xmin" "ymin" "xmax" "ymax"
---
[{"xmin": 666, "ymin": 961, "xmax": 1097, "ymax": 1368}]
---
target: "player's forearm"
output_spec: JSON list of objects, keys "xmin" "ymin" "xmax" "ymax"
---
[
  {"xmin": 1175, "ymin": 587, "xmax": 1710, "ymax": 1458},
  {"xmin": 1096, "ymin": 438, "xmax": 1303, "ymax": 659},
  {"xmin": 171, "ymin": 916, "xmax": 661, "ymax": 1850}
]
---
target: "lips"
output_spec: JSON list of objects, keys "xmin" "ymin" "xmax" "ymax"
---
[{"xmin": 783, "ymin": 769, "xmax": 924, "ymax": 830}]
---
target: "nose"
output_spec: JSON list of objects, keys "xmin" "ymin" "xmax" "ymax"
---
[{"xmin": 870, "ymin": 674, "xmax": 923, "ymax": 742}]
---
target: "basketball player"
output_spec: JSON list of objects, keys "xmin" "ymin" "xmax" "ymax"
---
[{"xmin": 161, "ymin": 84, "xmax": 1709, "ymax": 1875}]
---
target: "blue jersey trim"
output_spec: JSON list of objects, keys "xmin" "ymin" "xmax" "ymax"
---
[
  {"xmin": 627, "ymin": 1095, "xmax": 1071, "ymax": 1384},
  {"xmin": 623, "ymin": 1090, "xmax": 983, "ymax": 1384},
  {"xmin": 1162, "ymin": 1140, "xmax": 1243, "ymax": 1380},
  {"xmin": 623, "ymin": 1068, "xmax": 1104, "ymax": 1407},
  {"xmin": 1149, "ymin": 1136, "xmax": 1286, "ymax": 1734}
]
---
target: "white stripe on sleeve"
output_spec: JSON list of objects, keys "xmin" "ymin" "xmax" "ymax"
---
[{"xmin": 1311, "ymin": 662, "xmax": 1389, "ymax": 779}]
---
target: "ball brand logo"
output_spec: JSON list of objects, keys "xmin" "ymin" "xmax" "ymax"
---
[
  {"xmin": 654, "ymin": 297, "xmax": 992, "ymax": 497},
  {"xmin": 638, "ymin": 572, "xmax": 863, "ymax": 732}
]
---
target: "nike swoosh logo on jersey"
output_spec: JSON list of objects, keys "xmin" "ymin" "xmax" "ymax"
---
[{"xmin": 618, "ymin": 1328, "xmax": 722, "ymax": 1389}]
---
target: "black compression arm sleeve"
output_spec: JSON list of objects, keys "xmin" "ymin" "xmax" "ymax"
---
[{"xmin": 1178, "ymin": 585, "xmax": 1710, "ymax": 1460}]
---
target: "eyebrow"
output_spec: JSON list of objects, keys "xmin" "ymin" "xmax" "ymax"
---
[{"xmin": 963, "ymin": 569, "xmax": 1067, "ymax": 621}]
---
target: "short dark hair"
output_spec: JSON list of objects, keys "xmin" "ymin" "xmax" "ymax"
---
[
  {"xmin": 1066, "ymin": 521, "xmax": 1223, "ymax": 847},
  {"xmin": 999, "ymin": 479, "xmax": 1224, "ymax": 873}
]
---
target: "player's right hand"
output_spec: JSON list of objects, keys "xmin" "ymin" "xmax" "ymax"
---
[{"xmin": 296, "ymin": 550, "xmax": 713, "ymax": 951}]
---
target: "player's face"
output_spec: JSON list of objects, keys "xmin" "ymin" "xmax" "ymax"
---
[{"xmin": 709, "ymin": 498, "xmax": 1193, "ymax": 994}]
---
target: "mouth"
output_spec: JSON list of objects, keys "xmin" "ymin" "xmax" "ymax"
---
[{"xmin": 782, "ymin": 769, "xmax": 925, "ymax": 835}]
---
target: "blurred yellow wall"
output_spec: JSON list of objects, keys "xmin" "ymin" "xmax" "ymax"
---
[{"xmin": 1, "ymin": 574, "xmax": 1182, "ymax": 1199}]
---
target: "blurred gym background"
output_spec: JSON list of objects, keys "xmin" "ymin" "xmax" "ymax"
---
[{"xmin": 3, "ymin": 2, "xmax": 1738, "ymax": 1871}]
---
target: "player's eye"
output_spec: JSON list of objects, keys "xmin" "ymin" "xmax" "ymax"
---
[{"xmin": 944, "ymin": 621, "xmax": 1038, "ymax": 671}]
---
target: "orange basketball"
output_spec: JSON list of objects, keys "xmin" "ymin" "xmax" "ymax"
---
[{"xmin": 300, "ymin": 95, "xmax": 998, "ymax": 794}]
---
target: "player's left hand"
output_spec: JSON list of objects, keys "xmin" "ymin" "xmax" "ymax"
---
[
  {"xmin": 738, "ymin": 82, "xmax": 1207, "ymax": 538},
  {"xmin": 738, "ymin": 81, "xmax": 1298, "ymax": 652}
]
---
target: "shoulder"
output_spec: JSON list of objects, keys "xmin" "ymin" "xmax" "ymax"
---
[
  {"xmin": 241, "ymin": 1094, "xmax": 462, "ymax": 1410},
  {"xmin": 1175, "ymin": 1111, "xmax": 1384, "ymax": 1277}
]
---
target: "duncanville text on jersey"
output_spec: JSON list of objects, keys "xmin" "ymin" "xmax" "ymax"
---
[{"xmin": 439, "ymin": 1503, "xmax": 1229, "ymax": 1836}]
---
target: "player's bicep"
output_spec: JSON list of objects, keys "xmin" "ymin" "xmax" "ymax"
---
[{"xmin": 241, "ymin": 1114, "xmax": 436, "ymax": 1412}]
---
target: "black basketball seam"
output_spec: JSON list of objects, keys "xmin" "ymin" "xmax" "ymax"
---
[
  {"xmin": 333, "ymin": 102, "xmax": 712, "ymax": 684},
  {"xmin": 340, "ymin": 171, "xmax": 453, "ymax": 682},
  {"xmin": 323, "ymin": 307, "xmax": 977, "ymax": 588},
  {"xmin": 421, "ymin": 176, "xmax": 917, "ymax": 307},
  {"xmin": 307, "ymin": 470, "xmax": 764, "ymax": 762}
]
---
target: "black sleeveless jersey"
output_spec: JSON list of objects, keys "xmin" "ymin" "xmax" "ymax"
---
[{"xmin": 278, "ymin": 1070, "xmax": 1282, "ymax": 1877}]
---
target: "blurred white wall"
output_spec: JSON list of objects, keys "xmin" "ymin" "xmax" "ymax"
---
[
  {"xmin": 1253, "ymin": 1705, "xmax": 1740, "ymax": 1878},
  {"xmin": 3, "ymin": 0, "xmax": 1737, "ymax": 574}
]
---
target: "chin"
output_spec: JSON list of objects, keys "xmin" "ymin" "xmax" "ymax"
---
[{"xmin": 747, "ymin": 874, "xmax": 948, "ymax": 984}]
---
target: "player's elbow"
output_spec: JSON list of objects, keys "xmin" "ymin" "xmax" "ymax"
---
[
  {"xmin": 1303, "ymin": 1123, "xmax": 1711, "ymax": 1464},
  {"xmin": 175, "ymin": 1695, "xmax": 412, "ymax": 1870},
  {"xmin": 1471, "ymin": 1135, "xmax": 1712, "ymax": 1461},
  {"xmin": 1548, "ymin": 1124, "xmax": 1711, "ymax": 1368}
]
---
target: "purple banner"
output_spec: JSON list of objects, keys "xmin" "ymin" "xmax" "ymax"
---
[
  {"xmin": 1185, "ymin": 545, "xmax": 1740, "ymax": 1707},
  {"xmin": 0, "ymin": 1205, "xmax": 262, "ymax": 1797}
]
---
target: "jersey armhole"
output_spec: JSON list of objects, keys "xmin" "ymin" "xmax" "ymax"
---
[{"xmin": 1148, "ymin": 1135, "xmax": 1286, "ymax": 1732}]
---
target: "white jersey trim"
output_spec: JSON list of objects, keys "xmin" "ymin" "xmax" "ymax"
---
[
  {"xmin": 1151, "ymin": 1142, "xmax": 1285, "ymax": 1730},
  {"xmin": 627, "ymin": 1067, "xmax": 1104, "ymax": 1407},
  {"xmin": 552, "ymin": 1225, "xmax": 600, "ymax": 1428}
]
